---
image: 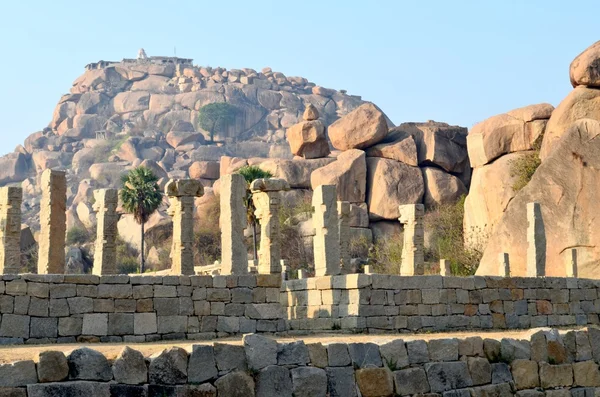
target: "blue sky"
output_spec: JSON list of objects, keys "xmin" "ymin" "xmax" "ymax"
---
[{"xmin": 0, "ymin": 0, "xmax": 597, "ymax": 156}]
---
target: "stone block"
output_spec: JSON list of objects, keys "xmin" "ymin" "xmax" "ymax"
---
[
  {"xmin": 500, "ymin": 338, "xmax": 530, "ymax": 362},
  {"xmin": 67, "ymin": 347, "xmax": 112, "ymax": 381},
  {"xmin": 511, "ymin": 359, "xmax": 539, "ymax": 390},
  {"xmin": 97, "ymin": 284, "xmax": 132, "ymax": 299},
  {"xmin": 355, "ymin": 368, "xmax": 393, "ymax": 397},
  {"xmin": 326, "ymin": 366, "xmax": 357, "ymax": 397},
  {"xmin": 393, "ymin": 367, "xmax": 430, "ymax": 396},
  {"xmin": 93, "ymin": 299, "xmax": 114, "ymax": 313},
  {"xmin": 216, "ymin": 316, "xmax": 239, "ymax": 333},
  {"xmin": 291, "ymin": 367, "xmax": 327, "ymax": 397},
  {"xmin": 256, "ymin": 365, "xmax": 292, "ymax": 397},
  {"xmin": 82, "ymin": 313, "xmax": 108, "ymax": 336},
  {"xmin": 407, "ymin": 340, "xmax": 429, "ymax": 364},
  {"xmin": 347, "ymin": 342, "xmax": 382, "ymax": 368},
  {"xmin": 112, "ymin": 346, "xmax": 147, "ymax": 385},
  {"xmin": 424, "ymin": 361, "xmax": 473, "ymax": 393},
  {"xmin": 307, "ymin": 343, "xmax": 328, "ymax": 368},
  {"xmin": 539, "ymin": 362, "xmax": 573, "ymax": 388},
  {"xmin": 380, "ymin": 339, "xmax": 409, "ymax": 369},
  {"xmin": 428, "ymin": 338, "xmax": 458, "ymax": 361},
  {"xmin": 277, "ymin": 341, "xmax": 309, "ymax": 366},
  {"xmin": 468, "ymin": 357, "xmax": 492, "ymax": 385},
  {"xmin": 491, "ymin": 362, "xmax": 512, "ymax": 384},
  {"xmin": 36, "ymin": 351, "xmax": 68, "ymax": 383},
  {"xmin": 67, "ymin": 297, "xmax": 93, "ymax": 314},
  {"xmin": 214, "ymin": 343, "xmax": 246, "ymax": 372},
  {"xmin": 327, "ymin": 343, "xmax": 351, "ymax": 366},
  {"xmin": 5, "ymin": 281, "xmax": 27, "ymax": 296},
  {"xmin": 157, "ymin": 316, "xmax": 186, "ymax": 334},
  {"xmin": 114, "ymin": 299, "xmax": 136, "ymax": 313},
  {"xmin": 188, "ymin": 345, "xmax": 218, "ymax": 384},
  {"xmin": 13, "ymin": 296, "xmax": 29, "ymax": 315},
  {"xmin": 28, "ymin": 283, "xmax": 49, "ymax": 298},
  {"xmin": 30, "ymin": 317, "xmax": 57, "ymax": 338},
  {"xmin": 108, "ymin": 313, "xmax": 134, "ymax": 335},
  {"xmin": 458, "ymin": 336, "xmax": 483, "ymax": 357},
  {"xmin": 109, "ymin": 384, "xmax": 146, "ymax": 397},
  {"xmin": 49, "ymin": 284, "xmax": 76, "ymax": 299},
  {"xmin": 244, "ymin": 333, "xmax": 277, "ymax": 370},
  {"xmin": 27, "ymin": 381, "xmax": 110, "ymax": 397},
  {"xmin": 214, "ymin": 371, "xmax": 255, "ymax": 397},
  {"xmin": 573, "ymin": 360, "xmax": 600, "ymax": 387},
  {"xmin": 149, "ymin": 348, "xmax": 188, "ymax": 385},
  {"xmin": 154, "ymin": 298, "xmax": 179, "ymax": 316},
  {"xmin": 58, "ymin": 317, "xmax": 82, "ymax": 336},
  {"xmin": 0, "ymin": 314, "xmax": 29, "ymax": 338},
  {"xmin": 0, "ymin": 360, "xmax": 37, "ymax": 387}
]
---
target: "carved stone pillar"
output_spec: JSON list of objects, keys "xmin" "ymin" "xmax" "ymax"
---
[
  {"xmin": 251, "ymin": 178, "xmax": 289, "ymax": 274},
  {"xmin": 526, "ymin": 202, "xmax": 546, "ymax": 277},
  {"xmin": 398, "ymin": 204, "xmax": 424, "ymax": 276},
  {"xmin": 220, "ymin": 174, "xmax": 248, "ymax": 275},
  {"xmin": 38, "ymin": 169, "xmax": 67, "ymax": 274},
  {"xmin": 313, "ymin": 185, "xmax": 340, "ymax": 277},
  {"xmin": 0, "ymin": 187, "xmax": 22, "ymax": 274},
  {"xmin": 92, "ymin": 189, "xmax": 119, "ymax": 275},
  {"xmin": 166, "ymin": 179, "xmax": 204, "ymax": 275},
  {"xmin": 338, "ymin": 201, "xmax": 351, "ymax": 273}
]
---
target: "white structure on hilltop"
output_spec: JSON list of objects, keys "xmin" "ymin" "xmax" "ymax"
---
[{"xmin": 137, "ymin": 48, "xmax": 148, "ymax": 60}]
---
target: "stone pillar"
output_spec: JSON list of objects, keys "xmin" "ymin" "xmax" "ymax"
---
[
  {"xmin": 363, "ymin": 265, "xmax": 373, "ymax": 275},
  {"xmin": 281, "ymin": 260, "xmax": 289, "ymax": 282},
  {"xmin": 220, "ymin": 174, "xmax": 248, "ymax": 275},
  {"xmin": 38, "ymin": 169, "xmax": 67, "ymax": 274},
  {"xmin": 166, "ymin": 179, "xmax": 204, "ymax": 275},
  {"xmin": 499, "ymin": 253, "xmax": 510, "ymax": 277},
  {"xmin": 439, "ymin": 259, "xmax": 451, "ymax": 276},
  {"xmin": 251, "ymin": 178, "xmax": 290, "ymax": 274},
  {"xmin": 338, "ymin": 201, "xmax": 351, "ymax": 273},
  {"xmin": 92, "ymin": 189, "xmax": 119, "ymax": 275},
  {"xmin": 398, "ymin": 204, "xmax": 424, "ymax": 276},
  {"xmin": 298, "ymin": 269, "xmax": 307, "ymax": 279},
  {"xmin": 526, "ymin": 202, "xmax": 546, "ymax": 277},
  {"xmin": 566, "ymin": 249, "xmax": 577, "ymax": 278},
  {"xmin": 313, "ymin": 185, "xmax": 340, "ymax": 277},
  {"xmin": 0, "ymin": 187, "xmax": 22, "ymax": 274}
]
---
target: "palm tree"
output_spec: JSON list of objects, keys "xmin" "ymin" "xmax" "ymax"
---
[
  {"xmin": 120, "ymin": 166, "xmax": 163, "ymax": 273},
  {"xmin": 237, "ymin": 166, "xmax": 273, "ymax": 261}
]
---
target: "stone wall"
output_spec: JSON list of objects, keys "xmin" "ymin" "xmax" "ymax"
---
[
  {"xmin": 2, "ymin": 329, "xmax": 600, "ymax": 396},
  {"xmin": 283, "ymin": 274, "xmax": 599, "ymax": 333},
  {"xmin": 0, "ymin": 274, "xmax": 283, "ymax": 345}
]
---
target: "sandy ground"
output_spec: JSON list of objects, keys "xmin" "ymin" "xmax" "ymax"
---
[{"xmin": 0, "ymin": 327, "xmax": 579, "ymax": 363}]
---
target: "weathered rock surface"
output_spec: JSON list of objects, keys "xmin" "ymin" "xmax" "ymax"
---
[
  {"xmin": 394, "ymin": 121, "xmax": 468, "ymax": 172},
  {"xmin": 464, "ymin": 152, "xmax": 531, "ymax": 246},
  {"xmin": 286, "ymin": 106, "xmax": 330, "ymax": 160},
  {"xmin": 67, "ymin": 347, "xmax": 112, "ymax": 381},
  {"xmin": 36, "ymin": 351, "xmax": 69, "ymax": 383},
  {"xmin": 570, "ymin": 40, "xmax": 600, "ymax": 88},
  {"xmin": 112, "ymin": 346, "xmax": 147, "ymax": 385},
  {"xmin": 366, "ymin": 157, "xmax": 424, "ymax": 220},
  {"xmin": 0, "ymin": 153, "xmax": 29, "ymax": 185},
  {"xmin": 310, "ymin": 149, "xmax": 366, "ymax": 202},
  {"xmin": 328, "ymin": 103, "xmax": 388, "ymax": 150},
  {"xmin": 468, "ymin": 103, "xmax": 553, "ymax": 167},
  {"xmin": 148, "ymin": 347, "xmax": 188, "ymax": 385},
  {"xmin": 259, "ymin": 158, "xmax": 334, "ymax": 188},
  {"xmin": 421, "ymin": 166, "xmax": 467, "ymax": 208},
  {"xmin": 366, "ymin": 131, "xmax": 419, "ymax": 166},
  {"xmin": 478, "ymin": 119, "xmax": 600, "ymax": 277},
  {"xmin": 540, "ymin": 86, "xmax": 600, "ymax": 160}
]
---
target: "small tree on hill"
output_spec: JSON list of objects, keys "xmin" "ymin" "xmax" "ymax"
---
[
  {"xmin": 197, "ymin": 102, "xmax": 238, "ymax": 143},
  {"xmin": 120, "ymin": 166, "xmax": 163, "ymax": 273},
  {"xmin": 237, "ymin": 165, "xmax": 273, "ymax": 261}
]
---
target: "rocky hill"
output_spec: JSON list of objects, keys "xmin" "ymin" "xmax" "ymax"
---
[{"xmin": 0, "ymin": 50, "xmax": 471, "ymax": 264}]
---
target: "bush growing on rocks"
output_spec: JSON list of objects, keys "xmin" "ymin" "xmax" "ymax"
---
[
  {"xmin": 509, "ymin": 152, "xmax": 541, "ymax": 192},
  {"xmin": 66, "ymin": 226, "xmax": 90, "ymax": 246}
]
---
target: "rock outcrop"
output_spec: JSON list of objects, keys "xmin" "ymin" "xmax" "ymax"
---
[
  {"xmin": 328, "ymin": 103, "xmax": 388, "ymax": 150},
  {"xmin": 477, "ymin": 119, "xmax": 600, "ymax": 277}
]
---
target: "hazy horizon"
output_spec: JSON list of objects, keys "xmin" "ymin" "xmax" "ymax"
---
[{"xmin": 0, "ymin": 0, "xmax": 598, "ymax": 156}]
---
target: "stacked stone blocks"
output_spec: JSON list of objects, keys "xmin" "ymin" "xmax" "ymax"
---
[
  {"xmin": 1, "ymin": 329, "xmax": 600, "ymax": 395},
  {"xmin": 0, "ymin": 274, "xmax": 283, "ymax": 344},
  {"xmin": 283, "ymin": 274, "xmax": 600, "ymax": 333}
]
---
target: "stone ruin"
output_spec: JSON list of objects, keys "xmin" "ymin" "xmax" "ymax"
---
[{"xmin": 0, "ymin": 164, "xmax": 559, "ymax": 279}]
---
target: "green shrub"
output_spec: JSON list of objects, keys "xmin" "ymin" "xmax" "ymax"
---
[
  {"xmin": 368, "ymin": 234, "xmax": 403, "ymax": 274},
  {"xmin": 118, "ymin": 257, "xmax": 140, "ymax": 274},
  {"xmin": 510, "ymin": 152, "xmax": 541, "ymax": 192},
  {"xmin": 424, "ymin": 196, "xmax": 486, "ymax": 276},
  {"xmin": 66, "ymin": 227, "xmax": 89, "ymax": 246}
]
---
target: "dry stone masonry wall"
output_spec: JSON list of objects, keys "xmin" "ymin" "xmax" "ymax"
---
[
  {"xmin": 1, "ymin": 329, "xmax": 600, "ymax": 396},
  {"xmin": 0, "ymin": 274, "xmax": 283, "ymax": 345},
  {"xmin": 283, "ymin": 274, "xmax": 600, "ymax": 333}
]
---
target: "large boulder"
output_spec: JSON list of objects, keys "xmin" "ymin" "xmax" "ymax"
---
[
  {"xmin": 166, "ymin": 131, "xmax": 206, "ymax": 149},
  {"xmin": 0, "ymin": 152, "xmax": 29, "ymax": 185},
  {"xmin": 421, "ymin": 167, "xmax": 467, "ymax": 208},
  {"xmin": 540, "ymin": 86, "xmax": 600, "ymax": 160},
  {"xmin": 328, "ymin": 103, "xmax": 388, "ymax": 150},
  {"xmin": 112, "ymin": 91, "xmax": 150, "ymax": 113},
  {"xmin": 189, "ymin": 161, "xmax": 220, "ymax": 180},
  {"xmin": 366, "ymin": 157, "xmax": 424, "ymax": 221},
  {"xmin": 89, "ymin": 162, "xmax": 129, "ymax": 185},
  {"xmin": 366, "ymin": 131, "xmax": 418, "ymax": 166},
  {"xmin": 259, "ymin": 158, "xmax": 334, "ymax": 188},
  {"xmin": 32, "ymin": 151, "xmax": 70, "ymax": 173},
  {"xmin": 286, "ymin": 120, "xmax": 330, "ymax": 159},
  {"xmin": 310, "ymin": 149, "xmax": 367, "ymax": 203},
  {"xmin": 139, "ymin": 159, "xmax": 168, "ymax": 180},
  {"xmin": 464, "ymin": 152, "xmax": 532, "ymax": 248},
  {"xmin": 468, "ymin": 103, "xmax": 553, "ymax": 167},
  {"xmin": 394, "ymin": 121, "xmax": 468, "ymax": 172},
  {"xmin": 477, "ymin": 119, "xmax": 600, "ymax": 277},
  {"xmin": 570, "ymin": 40, "xmax": 600, "ymax": 88}
]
